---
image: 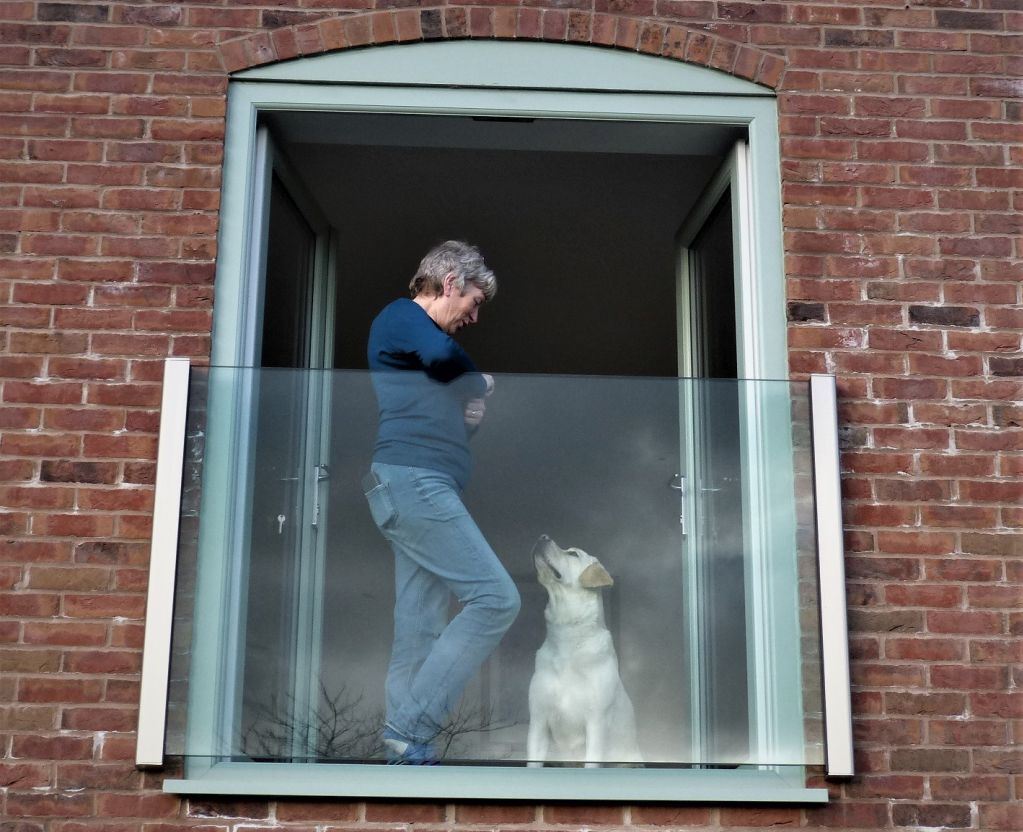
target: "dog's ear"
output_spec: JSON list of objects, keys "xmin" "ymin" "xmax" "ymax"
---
[{"xmin": 579, "ymin": 562, "xmax": 613, "ymax": 589}]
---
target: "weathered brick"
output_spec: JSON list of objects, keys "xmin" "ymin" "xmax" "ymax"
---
[
  {"xmin": 891, "ymin": 804, "xmax": 972, "ymax": 829},
  {"xmin": 908, "ymin": 305, "xmax": 981, "ymax": 327}
]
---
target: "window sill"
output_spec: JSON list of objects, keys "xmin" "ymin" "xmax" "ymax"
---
[{"xmin": 164, "ymin": 762, "xmax": 828, "ymax": 803}]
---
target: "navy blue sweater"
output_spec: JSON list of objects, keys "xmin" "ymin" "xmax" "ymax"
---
[{"xmin": 368, "ymin": 298, "xmax": 487, "ymax": 489}]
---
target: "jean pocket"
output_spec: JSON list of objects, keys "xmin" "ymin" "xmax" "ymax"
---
[
  {"xmin": 365, "ymin": 482, "xmax": 398, "ymax": 530},
  {"xmin": 412, "ymin": 472, "xmax": 466, "ymax": 521}
]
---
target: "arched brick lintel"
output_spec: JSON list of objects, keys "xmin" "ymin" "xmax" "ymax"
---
[{"xmin": 218, "ymin": 8, "xmax": 787, "ymax": 90}]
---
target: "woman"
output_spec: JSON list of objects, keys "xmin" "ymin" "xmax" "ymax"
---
[{"xmin": 363, "ymin": 241, "xmax": 520, "ymax": 764}]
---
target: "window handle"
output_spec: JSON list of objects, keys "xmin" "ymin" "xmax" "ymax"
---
[
  {"xmin": 670, "ymin": 474, "xmax": 687, "ymax": 536},
  {"xmin": 312, "ymin": 464, "xmax": 329, "ymax": 528}
]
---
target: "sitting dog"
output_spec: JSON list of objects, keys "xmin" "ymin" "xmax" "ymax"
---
[{"xmin": 527, "ymin": 535, "xmax": 642, "ymax": 767}]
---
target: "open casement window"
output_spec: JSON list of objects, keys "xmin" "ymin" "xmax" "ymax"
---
[
  {"xmin": 166, "ymin": 126, "xmax": 338, "ymax": 770},
  {"xmin": 138, "ymin": 41, "xmax": 852, "ymax": 802},
  {"xmin": 674, "ymin": 141, "xmax": 813, "ymax": 767}
]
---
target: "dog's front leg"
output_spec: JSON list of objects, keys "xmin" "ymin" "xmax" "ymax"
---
[
  {"xmin": 584, "ymin": 721, "xmax": 605, "ymax": 769},
  {"xmin": 526, "ymin": 720, "xmax": 549, "ymax": 768}
]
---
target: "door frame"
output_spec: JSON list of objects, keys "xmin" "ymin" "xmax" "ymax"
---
[
  {"xmin": 188, "ymin": 125, "xmax": 336, "ymax": 767},
  {"xmin": 676, "ymin": 143, "xmax": 750, "ymax": 763},
  {"xmin": 675, "ymin": 140, "xmax": 802, "ymax": 765},
  {"xmin": 186, "ymin": 41, "xmax": 798, "ymax": 777}
]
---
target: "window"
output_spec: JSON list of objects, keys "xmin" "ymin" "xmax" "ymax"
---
[{"xmin": 137, "ymin": 41, "xmax": 850, "ymax": 801}]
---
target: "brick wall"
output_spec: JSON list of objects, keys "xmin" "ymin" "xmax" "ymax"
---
[{"xmin": 1, "ymin": 1, "xmax": 1020, "ymax": 829}]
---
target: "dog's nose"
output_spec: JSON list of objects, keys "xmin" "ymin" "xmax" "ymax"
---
[{"xmin": 538, "ymin": 534, "xmax": 549, "ymax": 543}]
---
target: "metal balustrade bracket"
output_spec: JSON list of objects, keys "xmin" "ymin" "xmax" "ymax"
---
[
  {"xmin": 136, "ymin": 358, "xmax": 191, "ymax": 768},
  {"xmin": 809, "ymin": 374, "xmax": 855, "ymax": 778}
]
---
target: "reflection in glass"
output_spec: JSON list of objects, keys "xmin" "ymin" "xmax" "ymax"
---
[{"xmin": 170, "ymin": 369, "xmax": 823, "ymax": 768}]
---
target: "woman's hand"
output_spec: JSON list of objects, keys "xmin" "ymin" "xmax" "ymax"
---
[{"xmin": 464, "ymin": 398, "xmax": 486, "ymax": 428}]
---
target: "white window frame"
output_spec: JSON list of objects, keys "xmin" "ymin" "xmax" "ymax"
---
[{"xmin": 137, "ymin": 40, "xmax": 851, "ymax": 801}]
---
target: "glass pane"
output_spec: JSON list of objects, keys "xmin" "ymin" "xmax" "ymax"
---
[
  {"xmin": 690, "ymin": 188, "xmax": 737, "ymax": 379},
  {"xmin": 261, "ymin": 174, "xmax": 316, "ymax": 369},
  {"xmin": 168, "ymin": 368, "xmax": 823, "ymax": 768}
]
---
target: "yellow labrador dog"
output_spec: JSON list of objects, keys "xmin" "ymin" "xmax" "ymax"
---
[{"xmin": 527, "ymin": 535, "xmax": 642, "ymax": 767}]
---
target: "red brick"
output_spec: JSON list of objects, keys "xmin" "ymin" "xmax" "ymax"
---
[
  {"xmin": 886, "ymin": 637, "xmax": 963, "ymax": 661},
  {"xmin": 930, "ymin": 718, "xmax": 1009, "ymax": 746},
  {"xmin": 979, "ymin": 801, "xmax": 1023, "ymax": 830},
  {"xmin": 0, "ymin": 538, "xmax": 70, "ymax": 563},
  {"xmin": 96, "ymin": 735, "xmax": 137, "ymax": 762},
  {"xmin": 74, "ymin": 540, "xmax": 148, "ymax": 566},
  {"xmin": 48, "ymin": 358, "xmax": 126, "ymax": 381},
  {"xmin": 27, "ymin": 565, "xmax": 109, "ymax": 590},
  {"xmin": 972, "ymin": 691, "xmax": 1023, "ymax": 718},
  {"xmin": 61, "ymin": 705, "xmax": 138, "ymax": 731},
  {"xmin": 36, "ymin": 513, "xmax": 116, "ymax": 538},
  {"xmin": 11, "ymin": 734, "xmax": 93, "ymax": 760},
  {"xmin": 931, "ymin": 664, "xmax": 1008, "ymax": 691},
  {"xmin": 1, "ymin": 647, "xmax": 64, "ymax": 678},
  {"xmin": 6, "ymin": 793, "xmax": 95, "ymax": 818},
  {"xmin": 719, "ymin": 807, "xmax": 803, "ymax": 827},
  {"xmin": 928, "ymin": 610, "xmax": 1004, "ymax": 635},
  {"xmin": 55, "ymin": 762, "xmax": 139, "ymax": 791},
  {"xmin": 968, "ymin": 586, "xmax": 1023, "ymax": 609},
  {"xmin": 109, "ymin": 622, "xmax": 144, "ymax": 648},
  {"xmin": 0, "ymin": 355, "xmax": 45, "ymax": 378},
  {"xmin": 62, "ymin": 593, "xmax": 146, "ymax": 620},
  {"xmin": 932, "ymin": 775, "xmax": 1012, "ymax": 801},
  {"xmin": 44, "ymin": 407, "xmax": 125, "ymax": 432},
  {"xmin": 76, "ymin": 486, "xmax": 153, "ymax": 512},
  {"xmin": 885, "ymin": 584, "xmax": 961, "ymax": 608},
  {"xmin": 90, "ymin": 333, "xmax": 170, "ymax": 356},
  {"xmin": 22, "ymin": 621, "xmax": 106, "ymax": 646},
  {"xmin": 892, "ymin": 803, "xmax": 972, "ymax": 830},
  {"xmin": 95, "ymin": 792, "xmax": 180, "ymax": 819},
  {"xmin": 852, "ymin": 663, "xmax": 926, "ymax": 688},
  {"xmin": 956, "ymin": 429, "xmax": 1023, "ymax": 451},
  {"xmin": 542, "ymin": 804, "xmax": 626, "ymax": 825},
  {"xmin": 122, "ymin": 462, "xmax": 155, "ymax": 485},
  {"xmin": 18, "ymin": 677, "xmax": 103, "ymax": 703},
  {"xmin": 890, "ymin": 748, "xmax": 970, "ymax": 773},
  {"xmin": 873, "ymin": 427, "xmax": 950, "ymax": 451},
  {"xmin": 0, "ymin": 485, "xmax": 74, "ymax": 509},
  {"xmin": 928, "ymin": 558, "xmax": 1004, "ymax": 583},
  {"xmin": 277, "ymin": 802, "xmax": 360, "ymax": 822}
]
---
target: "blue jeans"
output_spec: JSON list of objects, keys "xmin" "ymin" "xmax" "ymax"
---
[{"xmin": 364, "ymin": 462, "xmax": 520, "ymax": 744}]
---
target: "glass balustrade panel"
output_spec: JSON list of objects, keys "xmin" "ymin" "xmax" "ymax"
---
[{"xmin": 168, "ymin": 367, "xmax": 823, "ymax": 767}]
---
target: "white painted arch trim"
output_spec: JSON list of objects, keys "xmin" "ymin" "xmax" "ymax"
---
[{"xmin": 234, "ymin": 40, "xmax": 775, "ymax": 97}]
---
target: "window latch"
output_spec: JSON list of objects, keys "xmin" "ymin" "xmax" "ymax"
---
[
  {"xmin": 670, "ymin": 473, "xmax": 687, "ymax": 536},
  {"xmin": 312, "ymin": 464, "xmax": 329, "ymax": 528}
]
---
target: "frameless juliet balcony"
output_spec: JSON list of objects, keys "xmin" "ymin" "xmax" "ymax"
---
[{"xmin": 138, "ymin": 362, "xmax": 851, "ymax": 783}]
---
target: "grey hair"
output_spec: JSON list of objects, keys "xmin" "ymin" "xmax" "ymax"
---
[{"xmin": 409, "ymin": 240, "xmax": 497, "ymax": 302}]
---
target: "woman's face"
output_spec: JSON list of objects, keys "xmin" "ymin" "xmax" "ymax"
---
[{"xmin": 439, "ymin": 278, "xmax": 485, "ymax": 335}]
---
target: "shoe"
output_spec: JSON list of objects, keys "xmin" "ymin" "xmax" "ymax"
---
[{"xmin": 382, "ymin": 727, "xmax": 438, "ymax": 765}]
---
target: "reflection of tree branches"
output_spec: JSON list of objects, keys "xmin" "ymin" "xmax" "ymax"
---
[
  {"xmin": 240, "ymin": 679, "xmax": 520, "ymax": 762},
  {"xmin": 241, "ymin": 680, "xmax": 382, "ymax": 761},
  {"xmin": 434, "ymin": 702, "xmax": 518, "ymax": 760}
]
